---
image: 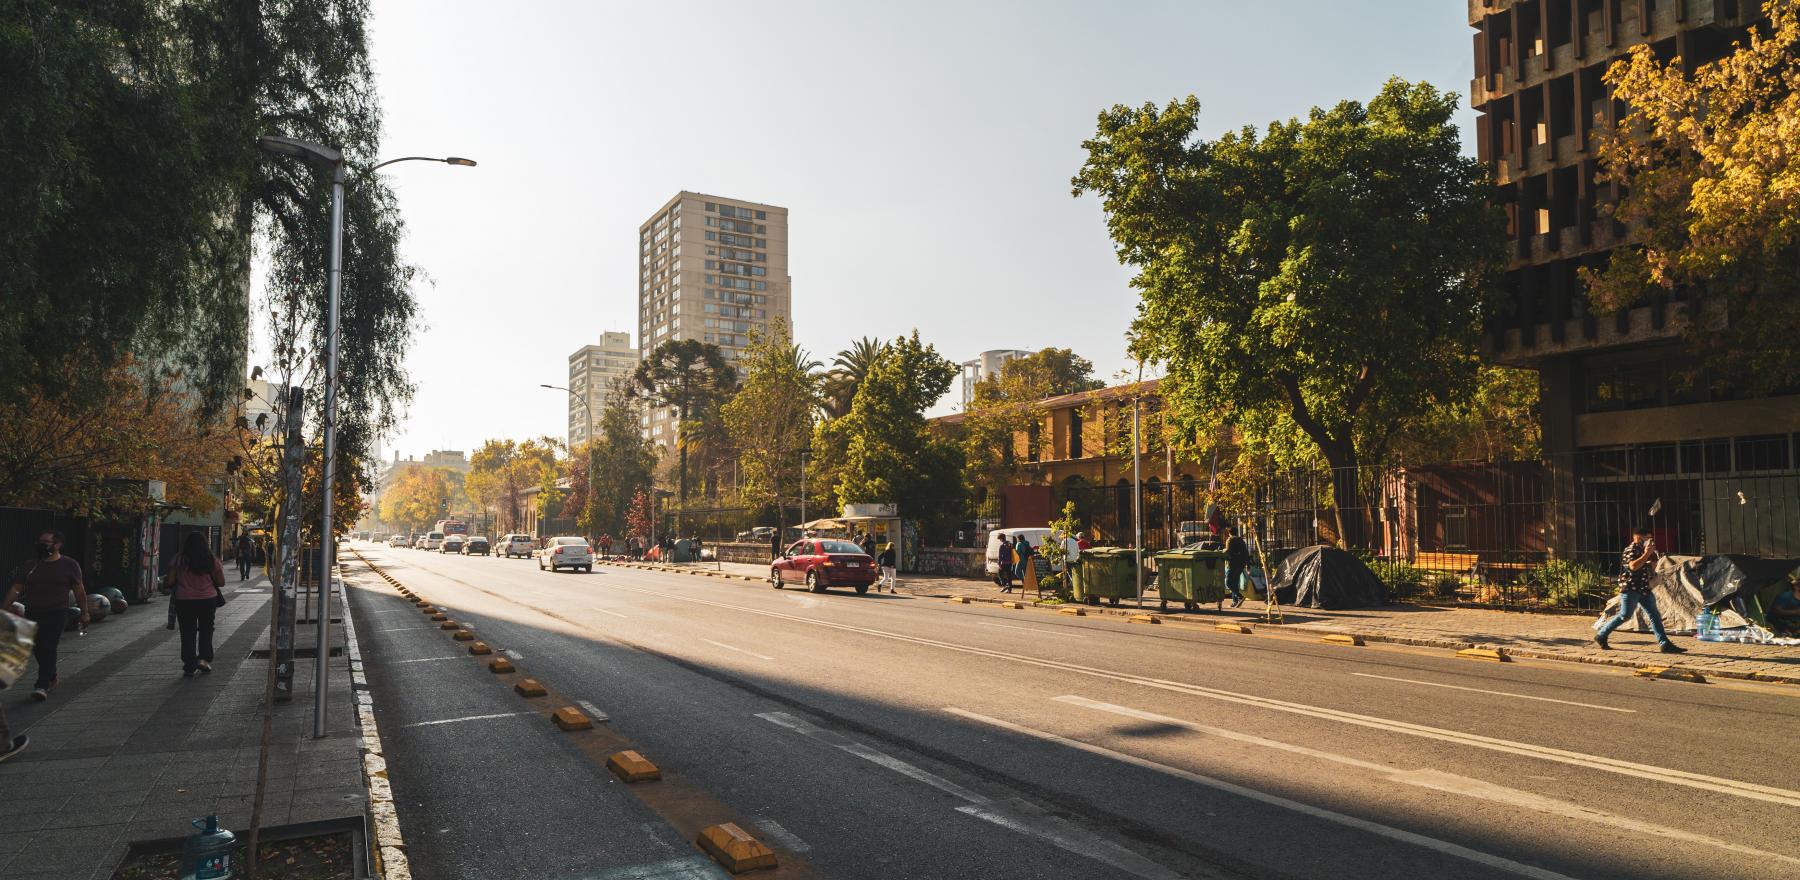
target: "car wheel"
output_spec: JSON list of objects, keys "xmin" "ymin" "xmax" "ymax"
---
[
  {"xmin": 854, "ymin": 582, "xmax": 869, "ymax": 595},
  {"xmin": 581, "ymin": 565, "xmax": 591, "ymax": 573},
  {"xmin": 771, "ymin": 569, "xmax": 783, "ymax": 589},
  {"xmin": 806, "ymin": 570, "xmax": 826, "ymax": 593}
]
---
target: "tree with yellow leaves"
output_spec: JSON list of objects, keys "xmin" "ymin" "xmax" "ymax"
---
[{"xmin": 1591, "ymin": 2, "xmax": 1800, "ymax": 392}]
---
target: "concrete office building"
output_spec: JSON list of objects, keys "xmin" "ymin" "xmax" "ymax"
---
[
  {"xmin": 638, "ymin": 192, "xmax": 792, "ymax": 451},
  {"xmin": 960, "ymin": 349, "xmax": 1032, "ymax": 409},
  {"xmin": 567, "ymin": 331, "xmax": 640, "ymax": 448},
  {"xmin": 1470, "ymin": 0, "xmax": 1798, "ymax": 557}
]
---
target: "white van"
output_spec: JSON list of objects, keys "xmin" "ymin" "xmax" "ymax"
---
[
  {"xmin": 985, "ymin": 527, "xmax": 1053, "ymax": 582},
  {"xmin": 420, "ymin": 531, "xmax": 445, "ymax": 551}
]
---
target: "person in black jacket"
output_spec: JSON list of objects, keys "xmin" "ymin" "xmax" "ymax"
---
[
  {"xmin": 876, "ymin": 543, "xmax": 897, "ymax": 593},
  {"xmin": 1224, "ymin": 525, "xmax": 1250, "ymax": 608}
]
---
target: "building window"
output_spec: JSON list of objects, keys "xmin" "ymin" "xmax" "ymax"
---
[
  {"xmin": 1735, "ymin": 434, "xmax": 1792, "ymax": 473},
  {"xmin": 1069, "ymin": 408, "xmax": 1084, "ymax": 458},
  {"xmin": 1443, "ymin": 507, "xmax": 1470, "ymax": 550}
]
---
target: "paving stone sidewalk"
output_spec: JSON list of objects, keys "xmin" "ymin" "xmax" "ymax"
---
[
  {"xmin": 610, "ymin": 558, "xmax": 1800, "ymax": 685},
  {"xmin": 0, "ymin": 573, "xmax": 366, "ymax": 880}
]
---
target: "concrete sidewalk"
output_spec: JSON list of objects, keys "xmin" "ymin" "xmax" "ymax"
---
[
  {"xmin": 607, "ymin": 558, "xmax": 1800, "ymax": 685},
  {"xmin": 0, "ymin": 573, "xmax": 366, "ymax": 880}
]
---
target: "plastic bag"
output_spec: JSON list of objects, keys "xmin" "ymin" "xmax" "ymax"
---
[{"xmin": 0, "ymin": 611, "xmax": 38, "ymax": 689}]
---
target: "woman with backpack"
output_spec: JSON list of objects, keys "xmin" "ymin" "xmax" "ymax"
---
[{"xmin": 164, "ymin": 533, "xmax": 226, "ymax": 677}]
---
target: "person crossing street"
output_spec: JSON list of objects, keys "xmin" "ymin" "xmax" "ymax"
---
[{"xmin": 1594, "ymin": 525, "xmax": 1686, "ymax": 654}]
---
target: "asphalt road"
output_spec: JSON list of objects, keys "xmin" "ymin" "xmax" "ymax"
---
[{"xmin": 345, "ymin": 542, "xmax": 1800, "ymax": 880}]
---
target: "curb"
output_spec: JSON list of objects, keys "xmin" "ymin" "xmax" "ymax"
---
[
  {"xmin": 600, "ymin": 560, "xmax": 1800, "ymax": 686},
  {"xmin": 340, "ymin": 567, "xmax": 412, "ymax": 880}
]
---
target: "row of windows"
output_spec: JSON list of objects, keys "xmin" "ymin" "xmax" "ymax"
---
[
  {"xmin": 707, "ymin": 232, "xmax": 765, "ymax": 248},
  {"xmin": 704, "ymin": 318, "xmax": 755, "ymax": 333},
  {"xmin": 705, "ymin": 202, "xmax": 767, "ymax": 221},
  {"xmin": 711, "ymin": 248, "xmax": 763, "ymax": 262},
  {"xmin": 706, "ymin": 275, "xmax": 767, "ymax": 291},
  {"xmin": 705, "ymin": 303, "xmax": 765, "ymax": 319},
  {"xmin": 705, "ymin": 289, "xmax": 767, "ymax": 306},
  {"xmin": 705, "ymin": 261, "xmax": 767, "ymax": 277},
  {"xmin": 705, "ymin": 217, "xmax": 764, "ymax": 234}
]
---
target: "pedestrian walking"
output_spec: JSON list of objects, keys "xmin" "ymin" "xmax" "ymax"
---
[
  {"xmin": 858, "ymin": 532, "xmax": 876, "ymax": 558},
  {"xmin": 1594, "ymin": 525, "xmax": 1686, "ymax": 654},
  {"xmin": 997, "ymin": 535, "xmax": 1015, "ymax": 591},
  {"xmin": 164, "ymin": 532, "xmax": 227, "ymax": 677},
  {"xmin": 1014, "ymin": 535, "xmax": 1034, "ymax": 587},
  {"xmin": 235, "ymin": 532, "xmax": 253, "ymax": 581},
  {"xmin": 770, "ymin": 529, "xmax": 783, "ymax": 562},
  {"xmin": 3, "ymin": 530, "xmax": 90, "ymax": 701},
  {"xmin": 1223, "ymin": 525, "xmax": 1250, "ymax": 608},
  {"xmin": 876, "ymin": 543, "xmax": 897, "ymax": 593}
]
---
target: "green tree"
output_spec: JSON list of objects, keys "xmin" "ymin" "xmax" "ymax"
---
[
  {"xmin": 723, "ymin": 321, "xmax": 819, "ymax": 535},
  {"xmin": 1589, "ymin": 1, "xmax": 1800, "ymax": 393},
  {"xmin": 830, "ymin": 332, "xmax": 965, "ymax": 536},
  {"xmin": 587, "ymin": 382, "xmax": 656, "ymax": 538},
  {"xmin": 962, "ymin": 348, "xmax": 1105, "ymax": 494},
  {"xmin": 630, "ymin": 340, "xmax": 737, "ymax": 511},
  {"xmin": 821, "ymin": 337, "xmax": 885, "ymax": 418},
  {"xmin": 1073, "ymin": 79, "xmax": 1503, "ymax": 546}
]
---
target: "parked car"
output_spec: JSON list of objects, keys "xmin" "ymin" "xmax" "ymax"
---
[
  {"xmin": 464, "ymin": 536, "xmax": 490, "ymax": 556},
  {"xmin": 387, "ymin": 535, "xmax": 408, "ymax": 548},
  {"xmin": 440, "ymin": 534, "xmax": 466, "ymax": 554},
  {"xmin": 500, "ymin": 534, "xmax": 535, "ymax": 559},
  {"xmin": 984, "ymin": 527, "xmax": 1054, "ymax": 583},
  {"xmin": 771, "ymin": 538, "xmax": 878, "ymax": 594},
  {"xmin": 411, "ymin": 534, "xmax": 428, "ymax": 549},
  {"xmin": 417, "ymin": 531, "xmax": 445, "ymax": 551},
  {"xmin": 538, "ymin": 536, "xmax": 592, "ymax": 572}
]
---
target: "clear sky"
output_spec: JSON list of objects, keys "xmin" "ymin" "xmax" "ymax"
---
[{"xmin": 337, "ymin": 0, "xmax": 1477, "ymax": 461}]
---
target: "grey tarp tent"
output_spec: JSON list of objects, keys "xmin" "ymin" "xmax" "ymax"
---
[
  {"xmin": 1271, "ymin": 546, "xmax": 1389, "ymax": 610},
  {"xmin": 1598, "ymin": 554, "xmax": 1800, "ymax": 633}
]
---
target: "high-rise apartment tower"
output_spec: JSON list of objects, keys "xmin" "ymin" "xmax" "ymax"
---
[{"xmin": 567, "ymin": 331, "xmax": 640, "ymax": 448}]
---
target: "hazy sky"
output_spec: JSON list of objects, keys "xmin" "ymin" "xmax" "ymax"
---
[{"xmin": 330, "ymin": 0, "xmax": 1477, "ymax": 460}]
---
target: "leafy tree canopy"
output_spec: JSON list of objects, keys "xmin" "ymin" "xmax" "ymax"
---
[
  {"xmin": 828, "ymin": 331, "xmax": 964, "ymax": 535},
  {"xmin": 630, "ymin": 339, "xmax": 736, "ymax": 505},
  {"xmin": 723, "ymin": 321, "xmax": 818, "ymax": 527}
]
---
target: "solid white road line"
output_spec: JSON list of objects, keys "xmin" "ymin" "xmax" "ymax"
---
[
  {"xmin": 1348, "ymin": 672, "xmax": 1636, "ymax": 712},
  {"xmin": 755, "ymin": 711, "xmax": 1186, "ymax": 880},
  {"xmin": 370, "ymin": 626, "xmax": 433, "ymax": 633},
  {"xmin": 703, "ymin": 639, "xmax": 774, "ymax": 660},
  {"xmin": 590, "ymin": 856, "xmax": 726, "ymax": 879},
  {"xmin": 1057, "ymin": 696, "xmax": 1800, "ymax": 868},
  {"xmin": 945, "ymin": 708, "xmax": 1579, "ymax": 880},
  {"xmin": 589, "ymin": 606, "xmax": 630, "ymax": 619},
  {"xmin": 751, "ymin": 819, "xmax": 812, "ymax": 853},
  {"xmin": 388, "ymin": 656, "xmax": 462, "ymax": 665},
  {"xmin": 976, "ymin": 621, "xmax": 1087, "ymax": 638},
  {"xmin": 402, "ymin": 712, "xmax": 532, "ymax": 729},
  {"xmin": 607, "ymin": 581, "xmax": 1800, "ymax": 809},
  {"xmin": 503, "ymin": 649, "xmax": 523, "ymax": 660},
  {"xmin": 577, "ymin": 699, "xmax": 611, "ymax": 722}
]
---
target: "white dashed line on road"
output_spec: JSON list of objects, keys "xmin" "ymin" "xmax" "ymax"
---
[
  {"xmin": 589, "ymin": 606, "xmax": 630, "ymax": 619},
  {"xmin": 1348, "ymin": 672, "xmax": 1636, "ymax": 712},
  {"xmin": 703, "ymin": 639, "xmax": 774, "ymax": 660},
  {"xmin": 504, "ymin": 649, "xmax": 523, "ymax": 660},
  {"xmin": 751, "ymin": 819, "xmax": 811, "ymax": 853},
  {"xmin": 402, "ymin": 712, "xmax": 532, "ymax": 729},
  {"xmin": 577, "ymin": 700, "xmax": 611, "ymax": 722},
  {"xmin": 388, "ymin": 656, "xmax": 462, "ymax": 665},
  {"xmin": 976, "ymin": 621, "xmax": 1087, "ymax": 638}
]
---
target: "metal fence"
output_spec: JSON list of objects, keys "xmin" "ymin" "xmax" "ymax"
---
[{"xmin": 1056, "ymin": 446, "xmax": 1800, "ymax": 610}]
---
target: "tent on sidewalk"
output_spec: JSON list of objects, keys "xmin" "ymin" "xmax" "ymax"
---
[
  {"xmin": 1270, "ymin": 546, "xmax": 1389, "ymax": 610},
  {"xmin": 1599, "ymin": 554, "xmax": 1800, "ymax": 633}
]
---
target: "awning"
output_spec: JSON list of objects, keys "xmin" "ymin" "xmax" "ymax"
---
[{"xmin": 799, "ymin": 518, "xmax": 846, "ymax": 530}]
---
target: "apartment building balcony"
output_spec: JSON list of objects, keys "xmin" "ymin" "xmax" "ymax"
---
[{"xmin": 1485, "ymin": 298, "xmax": 1722, "ymax": 367}]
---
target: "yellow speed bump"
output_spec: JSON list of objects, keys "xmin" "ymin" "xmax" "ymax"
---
[
  {"xmin": 1635, "ymin": 666, "xmax": 1706, "ymax": 683},
  {"xmin": 1058, "ymin": 606, "xmax": 1086, "ymax": 616},
  {"xmin": 948, "ymin": 597, "xmax": 970, "ymax": 604},
  {"xmin": 452, "ymin": 630, "xmax": 475, "ymax": 641},
  {"xmin": 1129, "ymin": 614, "xmax": 1162, "ymax": 625},
  {"xmin": 487, "ymin": 657, "xmax": 515, "ymax": 674},
  {"xmin": 696, "ymin": 822, "xmax": 777, "ymax": 874},
  {"xmin": 468, "ymin": 642, "xmax": 492, "ymax": 655},
  {"xmin": 440, "ymin": 620, "xmax": 460, "ymax": 630},
  {"xmin": 1321, "ymin": 634, "xmax": 1365, "ymax": 646},
  {"xmin": 1001, "ymin": 601, "xmax": 1023, "ymax": 609},
  {"xmin": 1215, "ymin": 622, "xmax": 1253, "ymax": 634},
  {"xmin": 1456, "ymin": 647, "xmax": 1510, "ymax": 662},
  {"xmin": 430, "ymin": 612, "xmax": 447, "ymax": 621},
  {"xmin": 606, "ymin": 750, "xmax": 662, "ymax": 783},
  {"xmin": 552, "ymin": 706, "xmax": 593, "ymax": 731},
  {"xmin": 514, "ymin": 678, "xmax": 547, "ymax": 697}
]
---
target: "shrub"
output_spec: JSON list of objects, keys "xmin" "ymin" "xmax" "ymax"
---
[{"xmin": 1535, "ymin": 559, "xmax": 1606, "ymax": 606}]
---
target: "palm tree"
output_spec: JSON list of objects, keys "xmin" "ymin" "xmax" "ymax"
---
[{"xmin": 821, "ymin": 336, "xmax": 884, "ymax": 418}]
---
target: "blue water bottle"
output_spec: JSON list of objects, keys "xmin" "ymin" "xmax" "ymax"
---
[
  {"xmin": 178, "ymin": 815, "xmax": 235, "ymax": 880},
  {"xmin": 1695, "ymin": 608, "xmax": 1720, "ymax": 641}
]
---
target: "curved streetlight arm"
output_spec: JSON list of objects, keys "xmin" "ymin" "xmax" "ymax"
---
[{"xmin": 363, "ymin": 156, "xmax": 478, "ymax": 178}]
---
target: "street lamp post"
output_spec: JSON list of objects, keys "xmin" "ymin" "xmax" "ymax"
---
[{"xmin": 257, "ymin": 136, "xmax": 474, "ymax": 739}]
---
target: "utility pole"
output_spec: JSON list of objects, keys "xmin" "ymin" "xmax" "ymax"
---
[{"xmin": 274, "ymin": 385, "xmax": 304, "ymax": 702}]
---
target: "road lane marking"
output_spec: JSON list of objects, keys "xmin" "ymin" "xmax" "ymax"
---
[
  {"xmin": 1055, "ymin": 696, "xmax": 1800, "ymax": 867},
  {"xmin": 591, "ymin": 856, "xmax": 724, "ymax": 879},
  {"xmin": 703, "ymin": 639, "xmax": 774, "ymax": 660},
  {"xmin": 751, "ymin": 819, "xmax": 811, "ymax": 853},
  {"xmin": 401, "ymin": 711, "xmax": 531, "ymax": 729},
  {"xmin": 755, "ymin": 711, "xmax": 1186, "ymax": 880},
  {"xmin": 504, "ymin": 649, "xmax": 523, "ymax": 660},
  {"xmin": 577, "ymin": 699, "xmax": 611, "ymax": 722},
  {"xmin": 945, "ymin": 708, "xmax": 1579, "ymax": 880},
  {"xmin": 1348, "ymin": 672, "xmax": 1636, "ymax": 712},
  {"xmin": 370, "ymin": 626, "xmax": 432, "ymax": 633},
  {"xmin": 976, "ymin": 621, "xmax": 1087, "ymax": 638},
  {"xmin": 388, "ymin": 656, "xmax": 461, "ymax": 665},
  {"xmin": 607, "ymin": 582, "xmax": 1800, "ymax": 810},
  {"xmin": 589, "ymin": 606, "xmax": 630, "ymax": 619}
]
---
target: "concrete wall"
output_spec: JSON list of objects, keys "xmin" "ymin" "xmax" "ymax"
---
[
  {"xmin": 1577, "ymin": 395, "xmax": 1800, "ymax": 447},
  {"xmin": 914, "ymin": 547, "xmax": 985, "ymax": 579}
]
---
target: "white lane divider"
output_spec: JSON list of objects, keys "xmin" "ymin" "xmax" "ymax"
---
[
  {"xmin": 976, "ymin": 621, "xmax": 1087, "ymax": 638},
  {"xmin": 589, "ymin": 606, "xmax": 630, "ymax": 619},
  {"xmin": 577, "ymin": 700, "xmax": 611, "ymax": 723},
  {"xmin": 388, "ymin": 656, "xmax": 462, "ymax": 665},
  {"xmin": 1055, "ymin": 696, "xmax": 1800, "ymax": 868},
  {"xmin": 589, "ymin": 856, "xmax": 726, "ymax": 879},
  {"xmin": 1348, "ymin": 672, "xmax": 1636, "ymax": 713},
  {"xmin": 755, "ymin": 711, "xmax": 1187, "ymax": 880},
  {"xmin": 607, "ymin": 581, "xmax": 1800, "ymax": 810},
  {"xmin": 503, "ymin": 649, "xmax": 523, "ymax": 660},
  {"xmin": 751, "ymin": 819, "xmax": 811, "ymax": 853},
  {"xmin": 703, "ymin": 639, "xmax": 774, "ymax": 661},
  {"xmin": 402, "ymin": 712, "xmax": 532, "ymax": 729},
  {"xmin": 946, "ymin": 707, "xmax": 1578, "ymax": 880}
]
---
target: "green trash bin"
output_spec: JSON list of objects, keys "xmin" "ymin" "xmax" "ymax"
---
[
  {"xmin": 1075, "ymin": 548, "xmax": 1142, "ymax": 606},
  {"xmin": 1154, "ymin": 548, "xmax": 1229, "ymax": 611}
]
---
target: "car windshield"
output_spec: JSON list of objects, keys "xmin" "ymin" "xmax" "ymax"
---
[
  {"xmin": 819, "ymin": 540, "xmax": 865, "ymax": 555},
  {"xmin": 552, "ymin": 537, "xmax": 588, "ymax": 546}
]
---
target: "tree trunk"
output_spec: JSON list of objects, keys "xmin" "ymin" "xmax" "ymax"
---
[{"xmin": 1320, "ymin": 441, "xmax": 1369, "ymax": 550}]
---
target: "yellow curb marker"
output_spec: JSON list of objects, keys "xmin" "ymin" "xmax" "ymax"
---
[
  {"xmin": 439, "ymin": 621, "xmax": 460, "ymax": 630},
  {"xmin": 514, "ymin": 678, "xmax": 547, "ymax": 697},
  {"xmin": 1456, "ymin": 647, "xmax": 1510, "ymax": 662},
  {"xmin": 468, "ymin": 642, "xmax": 492, "ymax": 655},
  {"xmin": 1001, "ymin": 602, "xmax": 1022, "ymax": 609},
  {"xmin": 1635, "ymin": 666, "xmax": 1705, "ymax": 683},
  {"xmin": 606, "ymin": 750, "xmax": 662, "ymax": 783},
  {"xmin": 1215, "ymin": 622, "xmax": 1252, "ymax": 634},
  {"xmin": 1321, "ymin": 634, "xmax": 1365, "ymax": 646},
  {"xmin": 1059, "ymin": 606, "xmax": 1087, "ymax": 616},
  {"xmin": 552, "ymin": 706, "xmax": 593, "ymax": 731},
  {"xmin": 948, "ymin": 597, "xmax": 970, "ymax": 604},
  {"xmin": 452, "ymin": 630, "xmax": 475, "ymax": 641},
  {"xmin": 1129, "ymin": 614, "xmax": 1162, "ymax": 625},
  {"xmin": 487, "ymin": 657, "xmax": 514, "ymax": 674},
  {"xmin": 429, "ymin": 612, "xmax": 446, "ymax": 621},
  {"xmin": 696, "ymin": 822, "xmax": 777, "ymax": 874}
]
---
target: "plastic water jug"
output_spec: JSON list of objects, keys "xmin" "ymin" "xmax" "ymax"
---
[
  {"xmin": 1695, "ymin": 608, "xmax": 1721, "ymax": 641},
  {"xmin": 178, "ymin": 815, "xmax": 235, "ymax": 880}
]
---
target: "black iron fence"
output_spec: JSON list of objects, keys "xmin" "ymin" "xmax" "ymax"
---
[{"xmin": 1054, "ymin": 447, "xmax": 1800, "ymax": 610}]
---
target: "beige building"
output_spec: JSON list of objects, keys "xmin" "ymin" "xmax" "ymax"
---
[
  {"xmin": 567, "ymin": 331, "xmax": 639, "ymax": 448},
  {"xmin": 638, "ymin": 191, "xmax": 792, "ymax": 452}
]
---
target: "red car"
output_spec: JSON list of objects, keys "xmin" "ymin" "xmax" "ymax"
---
[{"xmin": 771, "ymin": 539, "xmax": 878, "ymax": 593}]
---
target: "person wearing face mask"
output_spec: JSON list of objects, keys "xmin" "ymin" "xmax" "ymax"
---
[{"xmin": 3, "ymin": 531, "xmax": 90, "ymax": 701}]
